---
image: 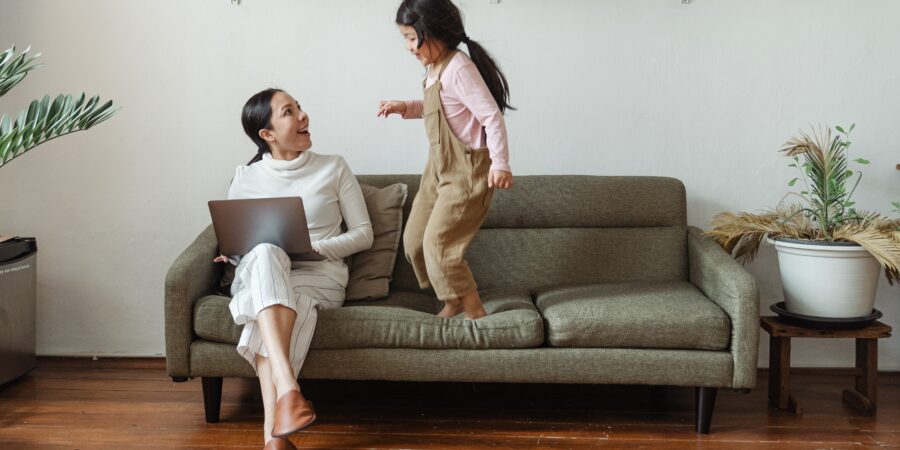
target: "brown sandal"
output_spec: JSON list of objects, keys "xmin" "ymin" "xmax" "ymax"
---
[
  {"xmin": 271, "ymin": 390, "xmax": 316, "ymax": 437},
  {"xmin": 263, "ymin": 437, "xmax": 297, "ymax": 450}
]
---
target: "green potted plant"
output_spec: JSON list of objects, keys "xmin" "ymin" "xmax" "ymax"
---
[
  {"xmin": 0, "ymin": 45, "xmax": 118, "ymax": 384},
  {"xmin": 706, "ymin": 124, "xmax": 900, "ymax": 320}
]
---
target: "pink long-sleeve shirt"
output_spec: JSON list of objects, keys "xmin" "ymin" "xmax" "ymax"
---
[{"xmin": 403, "ymin": 51, "xmax": 511, "ymax": 173}]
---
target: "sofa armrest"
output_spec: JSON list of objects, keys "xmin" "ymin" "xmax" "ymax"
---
[
  {"xmin": 164, "ymin": 224, "xmax": 221, "ymax": 378},
  {"xmin": 688, "ymin": 226, "xmax": 759, "ymax": 389}
]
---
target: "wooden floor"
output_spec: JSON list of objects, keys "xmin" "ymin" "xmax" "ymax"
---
[{"xmin": 0, "ymin": 358, "xmax": 898, "ymax": 449}]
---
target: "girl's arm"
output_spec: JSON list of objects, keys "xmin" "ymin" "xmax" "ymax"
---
[
  {"xmin": 311, "ymin": 157, "xmax": 374, "ymax": 260},
  {"xmin": 377, "ymin": 100, "xmax": 423, "ymax": 119},
  {"xmin": 401, "ymin": 100, "xmax": 424, "ymax": 119},
  {"xmin": 453, "ymin": 63, "xmax": 511, "ymax": 173}
]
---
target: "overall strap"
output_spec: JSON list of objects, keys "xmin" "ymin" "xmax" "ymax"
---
[{"xmin": 431, "ymin": 50, "xmax": 458, "ymax": 84}]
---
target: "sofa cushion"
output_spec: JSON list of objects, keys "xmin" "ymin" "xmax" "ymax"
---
[
  {"xmin": 194, "ymin": 289, "xmax": 544, "ymax": 350},
  {"xmin": 354, "ymin": 175, "xmax": 689, "ymax": 294},
  {"xmin": 535, "ymin": 281, "xmax": 730, "ymax": 350},
  {"xmin": 345, "ymin": 183, "xmax": 408, "ymax": 301},
  {"xmin": 465, "ymin": 227, "xmax": 688, "ymax": 292}
]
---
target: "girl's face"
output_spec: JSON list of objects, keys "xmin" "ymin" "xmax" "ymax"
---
[
  {"xmin": 399, "ymin": 24, "xmax": 445, "ymax": 67},
  {"xmin": 261, "ymin": 91, "xmax": 311, "ymax": 153}
]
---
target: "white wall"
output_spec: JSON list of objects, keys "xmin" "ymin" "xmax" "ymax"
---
[{"xmin": 1, "ymin": 0, "xmax": 898, "ymax": 369}]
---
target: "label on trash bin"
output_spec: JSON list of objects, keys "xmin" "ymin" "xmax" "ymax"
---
[{"xmin": 0, "ymin": 264, "xmax": 31, "ymax": 276}]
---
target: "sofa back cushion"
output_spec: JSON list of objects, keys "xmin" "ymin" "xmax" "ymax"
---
[
  {"xmin": 345, "ymin": 183, "xmax": 408, "ymax": 301},
  {"xmin": 356, "ymin": 175, "xmax": 688, "ymax": 293}
]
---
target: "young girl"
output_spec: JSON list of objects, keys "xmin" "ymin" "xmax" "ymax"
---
[
  {"xmin": 377, "ymin": 0, "xmax": 513, "ymax": 320},
  {"xmin": 219, "ymin": 88, "xmax": 373, "ymax": 450}
]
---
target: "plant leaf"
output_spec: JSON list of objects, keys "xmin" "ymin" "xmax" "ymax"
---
[
  {"xmin": 0, "ymin": 45, "xmax": 43, "ymax": 97},
  {"xmin": 0, "ymin": 92, "xmax": 118, "ymax": 169}
]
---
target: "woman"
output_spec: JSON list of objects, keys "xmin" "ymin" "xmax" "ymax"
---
[{"xmin": 216, "ymin": 88, "xmax": 373, "ymax": 450}]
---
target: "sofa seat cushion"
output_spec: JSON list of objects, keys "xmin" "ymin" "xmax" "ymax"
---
[
  {"xmin": 535, "ymin": 281, "xmax": 730, "ymax": 350},
  {"xmin": 194, "ymin": 289, "xmax": 544, "ymax": 350}
]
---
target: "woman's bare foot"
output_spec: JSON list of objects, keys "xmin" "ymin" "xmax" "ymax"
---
[
  {"xmin": 436, "ymin": 299, "xmax": 462, "ymax": 318},
  {"xmin": 459, "ymin": 290, "xmax": 488, "ymax": 320}
]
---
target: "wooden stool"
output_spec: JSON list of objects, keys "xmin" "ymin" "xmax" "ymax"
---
[{"xmin": 760, "ymin": 316, "xmax": 892, "ymax": 415}]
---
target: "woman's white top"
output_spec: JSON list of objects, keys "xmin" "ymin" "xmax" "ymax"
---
[{"xmin": 227, "ymin": 151, "xmax": 373, "ymax": 286}]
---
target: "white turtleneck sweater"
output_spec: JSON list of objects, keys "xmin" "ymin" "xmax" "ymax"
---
[{"xmin": 227, "ymin": 151, "xmax": 373, "ymax": 287}]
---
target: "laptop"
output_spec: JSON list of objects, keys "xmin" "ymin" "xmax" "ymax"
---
[{"xmin": 208, "ymin": 197, "xmax": 325, "ymax": 262}]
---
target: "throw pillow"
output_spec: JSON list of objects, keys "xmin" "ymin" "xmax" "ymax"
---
[{"xmin": 345, "ymin": 183, "xmax": 408, "ymax": 300}]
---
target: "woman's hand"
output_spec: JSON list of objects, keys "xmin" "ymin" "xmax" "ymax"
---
[
  {"xmin": 377, "ymin": 100, "xmax": 407, "ymax": 118},
  {"xmin": 213, "ymin": 254, "xmax": 230, "ymax": 263},
  {"xmin": 488, "ymin": 170, "xmax": 513, "ymax": 189}
]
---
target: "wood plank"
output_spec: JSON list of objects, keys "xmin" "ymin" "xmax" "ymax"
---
[
  {"xmin": 863, "ymin": 431, "xmax": 900, "ymax": 446},
  {"xmin": 850, "ymin": 415, "xmax": 900, "ymax": 433},
  {"xmin": 0, "ymin": 426, "xmax": 884, "ymax": 449},
  {"xmin": 0, "ymin": 358, "xmax": 898, "ymax": 449}
]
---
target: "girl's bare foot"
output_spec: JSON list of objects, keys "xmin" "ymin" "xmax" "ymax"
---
[
  {"xmin": 459, "ymin": 290, "xmax": 488, "ymax": 320},
  {"xmin": 463, "ymin": 307, "xmax": 487, "ymax": 320},
  {"xmin": 436, "ymin": 299, "xmax": 461, "ymax": 318}
]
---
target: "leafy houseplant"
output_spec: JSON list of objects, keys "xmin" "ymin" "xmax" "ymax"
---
[
  {"xmin": 706, "ymin": 124, "xmax": 900, "ymax": 319},
  {"xmin": 0, "ymin": 45, "xmax": 117, "ymax": 384}
]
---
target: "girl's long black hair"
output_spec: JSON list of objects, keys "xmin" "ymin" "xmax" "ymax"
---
[
  {"xmin": 241, "ymin": 88, "xmax": 283, "ymax": 165},
  {"xmin": 396, "ymin": 0, "xmax": 514, "ymax": 113}
]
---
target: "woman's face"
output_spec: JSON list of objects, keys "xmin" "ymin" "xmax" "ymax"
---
[
  {"xmin": 261, "ymin": 91, "xmax": 311, "ymax": 153},
  {"xmin": 399, "ymin": 24, "xmax": 445, "ymax": 67}
]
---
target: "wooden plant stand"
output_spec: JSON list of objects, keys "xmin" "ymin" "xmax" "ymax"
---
[{"xmin": 760, "ymin": 316, "xmax": 892, "ymax": 416}]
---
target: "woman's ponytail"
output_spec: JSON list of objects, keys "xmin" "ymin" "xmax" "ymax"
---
[
  {"xmin": 246, "ymin": 146, "xmax": 266, "ymax": 165},
  {"xmin": 241, "ymin": 88, "xmax": 283, "ymax": 165}
]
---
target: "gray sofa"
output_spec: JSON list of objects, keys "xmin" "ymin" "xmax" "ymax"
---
[{"xmin": 165, "ymin": 175, "xmax": 759, "ymax": 434}]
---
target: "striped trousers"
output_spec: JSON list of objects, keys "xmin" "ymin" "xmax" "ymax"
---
[{"xmin": 228, "ymin": 243, "xmax": 345, "ymax": 377}]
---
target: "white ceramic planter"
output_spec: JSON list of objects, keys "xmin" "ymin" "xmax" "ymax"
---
[{"xmin": 768, "ymin": 237, "xmax": 881, "ymax": 318}]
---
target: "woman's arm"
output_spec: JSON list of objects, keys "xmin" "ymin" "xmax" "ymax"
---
[
  {"xmin": 214, "ymin": 167, "xmax": 246, "ymax": 265},
  {"xmin": 311, "ymin": 157, "xmax": 374, "ymax": 260}
]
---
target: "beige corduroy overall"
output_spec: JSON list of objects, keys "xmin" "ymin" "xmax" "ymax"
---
[{"xmin": 403, "ymin": 52, "xmax": 494, "ymax": 301}]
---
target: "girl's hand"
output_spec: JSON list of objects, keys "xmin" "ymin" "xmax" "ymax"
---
[
  {"xmin": 377, "ymin": 100, "xmax": 407, "ymax": 118},
  {"xmin": 488, "ymin": 170, "xmax": 513, "ymax": 189},
  {"xmin": 213, "ymin": 254, "xmax": 230, "ymax": 263}
]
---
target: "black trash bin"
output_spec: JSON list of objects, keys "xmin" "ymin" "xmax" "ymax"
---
[{"xmin": 0, "ymin": 237, "xmax": 37, "ymax": 385}]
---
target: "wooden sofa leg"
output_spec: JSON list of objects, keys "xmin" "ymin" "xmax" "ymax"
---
[
  {"xmin": 202, "ymin": 377, "xmax": 223, "ymax": 423},
  {"xmin": 695, "ymin": 387, "xmax": 717, "ymax": 434},
  {"xmin": 171, "ymin": 376, "xmax": 188, "ymax": 382}
]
